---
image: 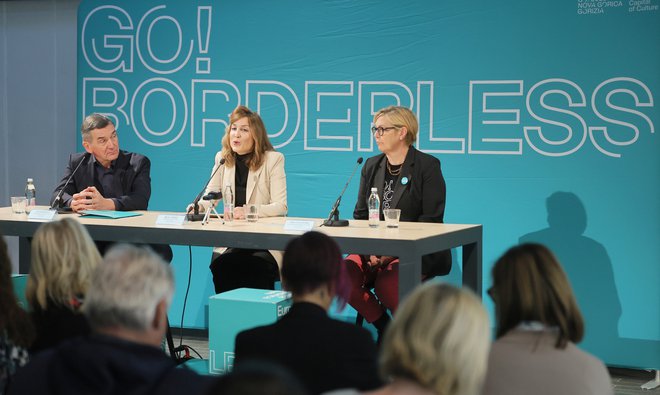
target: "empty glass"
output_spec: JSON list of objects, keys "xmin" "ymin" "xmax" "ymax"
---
[
  {"xmin": 246, "ymin": 204, "xmax": 259, "ymax": 222},
  {"xmin": 383, "ymin": 208, "xmax": 401, "ymax": 228},
  {"xmin": 11, "ymin": 197, "xmax": 27, "ymax": 214}
]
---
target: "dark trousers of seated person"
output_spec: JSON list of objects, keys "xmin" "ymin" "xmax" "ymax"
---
[
  {"xmin": 95, "ymin": 240, "xmax": 173, "ymax": 263},
  {"xmin": 210, "ymin": 248, "xmax": 279, "ymax": 294}
]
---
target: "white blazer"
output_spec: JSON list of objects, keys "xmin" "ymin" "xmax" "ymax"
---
[{"xmin": 200, "ymin": 150, "xmax": 288, "ymax": 265}]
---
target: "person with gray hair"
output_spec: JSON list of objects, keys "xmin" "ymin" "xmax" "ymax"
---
[
  {"xmin": 8, "ymin": 245, "xmax": 213, "ymax": 395},
  {"xmin": 50, "ymin": 113, "xmax": 151, "ymax": 212},
  {"xmin": 49, "ymin": 113, "xmax": 172, "ymax": 262}
]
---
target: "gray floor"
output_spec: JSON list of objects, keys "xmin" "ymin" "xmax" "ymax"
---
[{"xmin": 171, "ymin": 334, "xmax": 659, "ymax": 394}]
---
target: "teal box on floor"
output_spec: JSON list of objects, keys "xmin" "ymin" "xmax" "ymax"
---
[{"xmin": 208, "ymin": 288, "xmax": 292, "ymax": 375}]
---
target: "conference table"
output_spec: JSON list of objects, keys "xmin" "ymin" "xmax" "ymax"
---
[{"xmin": 0, "ymin": 207, "xmax": 483, "ymax": 300}]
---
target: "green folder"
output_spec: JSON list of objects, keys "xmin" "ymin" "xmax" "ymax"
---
[{"xmin": 79, "ymin": 210, "xmax": 143, "ymax": 219}]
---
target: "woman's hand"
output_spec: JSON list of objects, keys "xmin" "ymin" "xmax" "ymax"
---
[
  {"xmin": 233, "ymin": 206, "xmax": 245, "ymax": 220},
  {"xmin": 186, "ymin": 203, "xmax": 204, "ymax": 214},
  {"xmin": 367, "ymin": 255, "xmax": 397, "ymax": 269}
]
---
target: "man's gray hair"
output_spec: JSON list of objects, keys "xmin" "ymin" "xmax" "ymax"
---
[
  {"xmin": 81, "ymin": 113, "xmax": 114, "ymax": 141},
  {"xmin": 83, "ymin": 244, "xmax": 174, "ymax": 332}
]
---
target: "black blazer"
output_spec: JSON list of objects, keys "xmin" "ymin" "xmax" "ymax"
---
[
  {"xmin": 234, "ymin": 302, "xmax": 381, "ymax": 395},
  {"xmin": 353, "ymin": 147, "xmax": 451, "ymax": 276},
  {"xmin": 50, "ymin": 151, "xmax": 151, "ymax": 211}
]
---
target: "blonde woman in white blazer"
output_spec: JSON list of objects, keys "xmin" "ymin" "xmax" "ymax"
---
[{"xmin": 193, "ymin": 106, "xmax": 287, "ymax": 293}]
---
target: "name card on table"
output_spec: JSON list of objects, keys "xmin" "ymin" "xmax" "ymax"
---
[
  {"xmin": 156, "ymin": 214, "xmax": 186, "ymax": 226},
  {"xmin": 283, "ymin": 220, "xmax": 315, "ymax": 232},
  {"xmin": 27, "ymin": 209, "xmax": 57, "ymax": 221}
]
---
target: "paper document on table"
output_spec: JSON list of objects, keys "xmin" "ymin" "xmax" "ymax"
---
[{"xmin": 79, "ymin": 210, "xmax": 142, "ymax": 219}]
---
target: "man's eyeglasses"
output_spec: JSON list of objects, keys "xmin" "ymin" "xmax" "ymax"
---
[{"xmin": 371, "ymin": 126, "xmax": 399, "ymax": 137}]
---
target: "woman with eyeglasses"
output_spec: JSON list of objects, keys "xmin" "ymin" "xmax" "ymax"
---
[
  {"xmin": 344, "ymin": 106, "xmax": 451, "ymax": 340},
  {"xmin": 190, "ymin": 105, "xmax": 287, "ymax": 294},
  {"xmin": 482, "ymin": 243, "xmax": 612, "ymax": 395}
]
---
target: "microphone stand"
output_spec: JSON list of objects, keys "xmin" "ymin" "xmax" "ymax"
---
[
  {"xmin": 201, "ymin": 192, "xmax": 223, "ymax": 225},
  {"xmin": 322, "ymin": 157, "xmax": 363, "ymax": 227},
  {"xmin": 187, "ymin": 159, "xmax": 225, "ymax": 221},
  {"xmin": 51, "ymin": 153, "xmax": 90, "ymax": 213}
]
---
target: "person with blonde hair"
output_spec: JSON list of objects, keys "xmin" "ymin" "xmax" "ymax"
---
[
  {"xmin": 327, "ymin": 283, "xmax": 489, "ymax": 395},
  {"xmin": 189, "ymin": 105, "xmax": 287, "ymax": 294},
  {"xmin": 482, "ymin": 243, "xmax": 613, "ymax": 395},
  {"xmin": 9, "ymin": 245, "xmax": 213, "ymax": 395},
  {"xmin": 378, "ymin": 283, "xmax": 489, "ymax": 395},
  {"xmin": 26, "ymin": 217, "xmax": 102, "ymax": 352},
  {"xmin": 345, "ymin": 106, "xmax": 451, "ymax": 339}
]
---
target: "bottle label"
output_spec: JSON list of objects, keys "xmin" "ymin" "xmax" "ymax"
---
[{"xmin": 369, "ymin": 209, "xmax": 379, "ymax": 227}]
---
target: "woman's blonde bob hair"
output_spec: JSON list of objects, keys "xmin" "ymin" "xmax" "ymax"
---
[
  {"xmin": 221, "ymin": 105, "xmax": 274, "ymax": 170},
  {"xmin": 373, "ymin": 106, "xmax": 418, "ymax": 146},
  {"xmin": 380, "ymin": 282, "xmax": 490, "ymax": 395},
  {"xmin": 26, "ymin": 218, "xmax": 102, "ymax": 310}
]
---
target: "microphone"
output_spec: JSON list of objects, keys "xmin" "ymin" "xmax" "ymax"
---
[
  {"xmin": 50, "ymin": 152, "xmax": 90, "ymax": 213},
  {"xmin": 203, "ymin": 191, "xmax": 223, "ymax": 200},
  {"xmin": 322, "ymin": 157, "xmax": 363, "ymax": 227},
  {"xmin": 187, "ymin": 158, "xmax": 226, "ymax": 221}
]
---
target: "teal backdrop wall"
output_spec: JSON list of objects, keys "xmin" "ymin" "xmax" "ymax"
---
[{"xmin": 76, "ymin": 0, "xmax": 659, "ymax": 369}]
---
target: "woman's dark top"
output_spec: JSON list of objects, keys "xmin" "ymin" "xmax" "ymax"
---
[
  {"xmin": 234, "ymin": 153, "xmax": 251, "ymax": 207},
  {"xmin": 29, "ymin": 300, "xmax": 90, "ymax": 354}
]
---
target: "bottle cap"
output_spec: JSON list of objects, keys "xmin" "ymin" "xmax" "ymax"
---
[
  {"xmin": 371, "ymin": 187, "xmax": 377, "ymax": 192},
  {"xmin": 27, "ymin": 178, "xmax": 33, "ymax": 183}
]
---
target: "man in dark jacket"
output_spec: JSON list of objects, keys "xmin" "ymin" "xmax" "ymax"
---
[
  {"xmin": 50, "ymin": 113, "xmax": 150, "ymax": 212},
  {"xmin": 8, "ymin": 245, "xmax": 212, "ymax": 395},
  {"xmin": 49, "ymin": 113, "xmax": 171, "ymax": 261}
]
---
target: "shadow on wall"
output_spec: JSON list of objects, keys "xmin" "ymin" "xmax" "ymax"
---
[{"xmin": 519, "ymin": 192, "xmax": 622, "ymax": 357}]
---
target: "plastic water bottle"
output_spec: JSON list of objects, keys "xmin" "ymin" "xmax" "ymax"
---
[
  {"xmin": 223, "ymin": 185, "xmax": 234, "ymax": 222},
  {"xmin": 25, "ymin": 178, "xmax": 36, "ymax": 212},
  {"xmin": 368, "ymin": 187, "xmax": 380, "ymax": 228}
]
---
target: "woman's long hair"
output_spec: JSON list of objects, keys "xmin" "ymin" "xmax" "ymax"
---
[
  {"xmin": 491, "ymin": 243, "xmax": 584, "ymax": 348},
  {"xmin": 0, "ymin": 235, "xmax": 35, "ymax": 347},
  {"xmin": 220, "ymin": 106, "xmax": 274, "ymax": 170},
  {"xmin": 26, "ymin": 218, "xmax": 102, "ymax": 311}
]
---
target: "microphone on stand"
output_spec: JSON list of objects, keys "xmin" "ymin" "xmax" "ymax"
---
[
  {"xmin": 187, "ymin": 159, "xmax": 226, "ymax": 221},
  {"xmin": 50, "ymin": 152, "xmax": 91, "ymax": 213},
  {"xmin": 322, "ymin": 157, "xmax": 363, "ymax": 227}
]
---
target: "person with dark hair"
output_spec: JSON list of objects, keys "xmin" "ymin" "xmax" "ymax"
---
[
  {"xmin": 0, "ymin": 235, "xmax": 34, "ymax": 395},
  {"xmin": 50, "ymin": 113, "xmax": 172, "ymax": 262},
  {"xmin": 9, "ymin": 245, "xmax": 213, "ymax": 395},
  {"xmin": 206, "ymin": 360, "xmax": 308, "ymax": 395},
  {"xmin": 482, "ymin": 243, "xmax": 613, "ymax": 395},
  {"xmin": 234, "ymin": 231, "xmax": 381, "ymax": 395},
  {"xmin": 345, "ymin": 106, "xmax": 451, "ymax": 339},
  {"xmin": 189, "ymin": 105, "xmax": 287, "ymax": 294}
]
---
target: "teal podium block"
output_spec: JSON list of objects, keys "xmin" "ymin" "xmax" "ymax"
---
[
  {"xmin": 208, "ymin": 288, "xmax": 292, "ymax": 375},
  {"xmin": 12, "ymin": 274, "xmax": 29, "ymax": 310}
]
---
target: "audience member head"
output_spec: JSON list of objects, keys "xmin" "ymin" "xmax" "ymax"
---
[
  {"xmin": 83, "ymin": 244, "xmax": 174, "ymax": 346},
  {"xmin": 0, "ymin": 235, "xmax": 34, "ymax": 347},
  {"xmin": 380, "ymin": 283, "xmax": 489, "ymax": 395},
  {"xmin": 26, "ymin": 218, "xmax": 102, "ymax": 311},
  {"xmin": 280, "ymin": 231, "xmax": 349, "ymax": 310},
  {"xmin": 490, "ymin": 242, "xmax": 584, "ymax": 348},
  {"xmin": 206, "ymin": 360, "xmax": 308, "ymax": 395},
  {"xmin": 221, "ymin": 105, "xmax": 274, "ymax": 170}
]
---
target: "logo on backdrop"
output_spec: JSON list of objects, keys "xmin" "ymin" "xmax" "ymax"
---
[{"xmin": 79, "ymin": 4, "xmax": 656, "ymax": 157}]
